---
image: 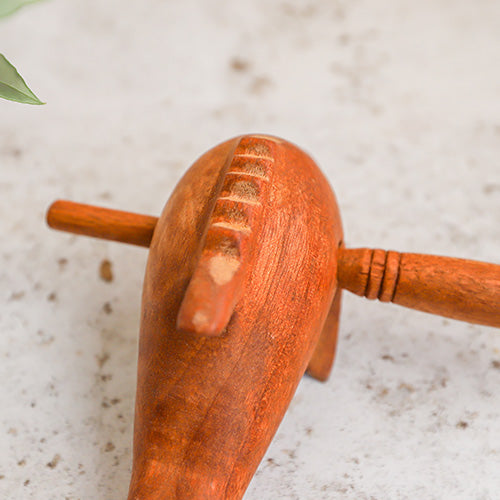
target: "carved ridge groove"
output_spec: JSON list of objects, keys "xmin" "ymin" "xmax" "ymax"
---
[
  {"xmin": 202, "ymin": 136, "xmax": 275, "ymax": 260},
  {"xmin": 363, "ymin": 249, "xmax": 402, "ymax": 303},
  {"xmin": 176, "ymin": 135, "xmax": 277, "ymax": 335}
]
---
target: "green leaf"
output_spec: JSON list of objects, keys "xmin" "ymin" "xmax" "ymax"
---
[
  {"xmin": 0, "ymin": 0, "xmax": 43, "ymax": 18},
  {"xmin": 0, "ymin": 54, "xmax": 44, "ymax": 104}
]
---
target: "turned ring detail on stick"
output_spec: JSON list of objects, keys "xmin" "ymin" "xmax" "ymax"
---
[{"xmin": 47, "ymin": 199, "xmax": 500, "ymax": 330}]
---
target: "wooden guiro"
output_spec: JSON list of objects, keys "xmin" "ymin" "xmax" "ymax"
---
[{"xmin": 46, "ymin": 134, "xmax": 500, "ymax": 499}]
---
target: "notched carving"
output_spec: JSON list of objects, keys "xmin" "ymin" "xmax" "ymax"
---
[
  {"xmin": 229, "ymin": 180, "xmax": 259, "ymax": 201},
  {"xmin": 212, "ymin": 201, "xmax": 250, "ymax": 227},
  {"xmin": 211, "ymin": 221, "xmax": 251, "ymax": 234},
  {"xmin": 227, "ymin": 160, "xmax": 269, "ymax": 179},
  {"xmin": 217, "ymin": 236, "xmax": 240, "ymax": 258},
  {"xmin": 237, "ymin": 141, "xmax": 272, "ymax": 159}
]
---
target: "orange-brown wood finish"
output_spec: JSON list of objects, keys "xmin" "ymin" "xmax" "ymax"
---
[
  {"xmin": 128, "ymin": 135, "xmax": 342, "ymax": 499},
  {"xmin": 338, "ymin": 248, "xmax": 500, "ymax": 328},
  {"xmin": 47, "ymin": 200, "xmax": 157, "ymax": 248},
  {"xmin": 45, "ymin": 134, "xmax": 500, "ymax": 499}
]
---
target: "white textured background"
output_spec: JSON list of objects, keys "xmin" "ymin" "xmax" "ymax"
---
[{"xmin": 1, "ymin": 1, "xmax": 499, "ymax": 499}]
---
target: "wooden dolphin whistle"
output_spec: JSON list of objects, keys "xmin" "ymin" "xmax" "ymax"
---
[{"xmin": 46, "ymin": 134, "xmax": 500, "ymax": 499}]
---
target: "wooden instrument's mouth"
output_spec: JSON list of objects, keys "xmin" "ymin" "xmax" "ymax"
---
[{"xmin": 127, "ymin": 134, "xmax": 342, "ymax": 499}]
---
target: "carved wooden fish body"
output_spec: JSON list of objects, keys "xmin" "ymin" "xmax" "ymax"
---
[{"xmin": 127, "ymin": 135, "xmax": 343, "ymax": 499}]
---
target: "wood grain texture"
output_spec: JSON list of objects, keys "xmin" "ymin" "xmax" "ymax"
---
[
  {"xmin": 47, "ymin": 200, "xmax": 158, "ymax": 247},
  {"xmin": 127, "ymin": 135, "xmax": 343, "ymax": 499},
  {"xmin": 338, "ymin": 248, "xmax": 500, "ymax": 328}
]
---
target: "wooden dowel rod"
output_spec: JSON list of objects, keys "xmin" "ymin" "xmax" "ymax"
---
[
  {"xmin": 46, "ymin": 200, "xmax": 158, "ymax": 247},
  {"xmin": 338, "ymin": 248, "xmax": 500, "ymax": 328},
  {"xmin": 46, "ymin": 201, "xmax": 500, "ymax": 329}
]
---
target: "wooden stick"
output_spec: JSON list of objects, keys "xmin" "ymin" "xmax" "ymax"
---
[
  {"xmin": 46, "ymin": 200, "xmax": 158, "ymax": 247},
  {"xmin": 338, "ymin": 248, "xmax": 500, "ymax": 328},
  {"xmin": 46, "ymin": 201, "xmax": 500, "ymax": 328}
]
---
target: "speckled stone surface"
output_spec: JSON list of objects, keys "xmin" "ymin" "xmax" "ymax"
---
[{"xmin": 1, "ymin": 1, "xmax": 499, "ymax": 499}]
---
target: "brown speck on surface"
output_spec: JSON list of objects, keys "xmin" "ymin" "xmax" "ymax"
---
[
  {"xmin": 230, "ymin": 58, "xmax": 250, "ymax": 72},
  {"xmin": 46, "ymin": 454, "xmax": 60, "ymax": 469},
  {"xmin": 104, "ymin": 441, "xmax": 115, "ymax": 452},
  {"xmin": 483, "ymin": 183, "xmax": 500, "ymax": 195},
  {"xmin": 9, "ymin": 291, "xmax": 25, "ymax": 301},
  {"xmin": 37, "ymin": 329, "xmax": 54, "ymax": 346},
  {"xmin": 398, "ymin": 383, "xmax": 415, "ymax": 393},
  {"xmin": 305, "ymin": 427, "xmax": 313, "ymax": 436},
  {"xmin": 99, "ymin": 259, "xmax": 113, "ymax": 282},
  {"xmin": 100, "ymin": 374, "xmax": 112, "ymax": 382},
  {"xmin": 23, "ymin": 479, "xmax": 30, "ymax": 486},
  {"xmin": 250, "ymin": 76, "xmax": 272, "ymax": 94},
  {"xmin": 456, "ymin": 421, "xmax": 469, "ymax": 429},
  {"xmin": 47, "ymin": 292, "xmax": 57, "ymax": 302},
  {"xmin": 491, "ymin": 360, "xmax": 500, "ymax": 370},
  {"xmin": 96, "ymin": 352, "xmax": 110, "ymax": 369},
  {"xmin": 102, "ymin": 302, "xmax": 113, "ymax": 314},
  {"xmin": 102, "ymin": 397, "xmax": 120, "ymax": 408},
  {"xmin": 338, "ymin": 33, "xmax": 350, "ymax": 45},
  {"xmin": 17, "ymin": 459, "xmax": 26, "ymax": 466},
  {"xmin": 266, "ymin": 458, "xmax": 277, "ymax": 467},
  {"xmin": 377, "ymin": 387, "xmax": 389, "ymax": 397},
  {"xmin": 9, "ymin": 147, "xmax": 22, "ymax": 157},
  {"xmin": 57, "ymin": 257, "xmax": 68, "ymax": 270},
  {"xmin": 381, "ymin": 354, "xmax": 394, "ymax": 362},
  {"xmin": 8, "ymin": 427, "xmax": 17, "ymax": 436},
  {"xmin": 99, "ymin": 191, "xmax": 112, "ymax": 200},
  {"xmin": 0, "ymin": 474, "xmax": 4, "ymax": 479}
]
